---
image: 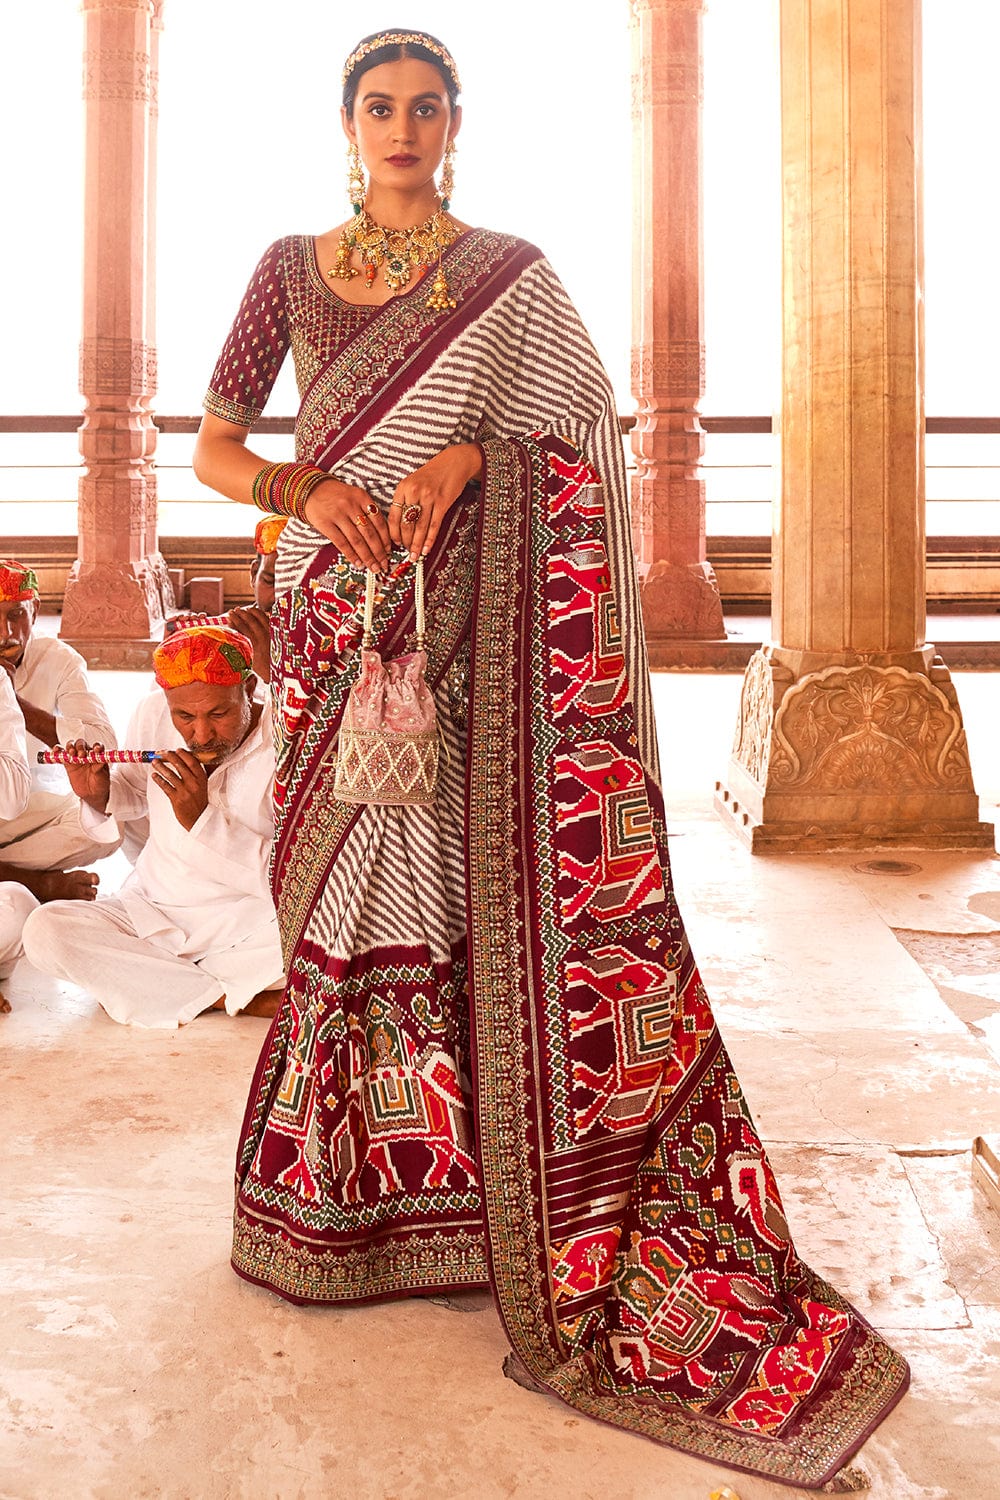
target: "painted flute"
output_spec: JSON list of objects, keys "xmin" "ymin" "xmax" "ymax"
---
[
  {"xmin": 166, "ymin": 612, "xmax": 231, "ymax": 632},
  {"xmin": 37, "ymin": 748, "xmax": 162, "ymax": 766}
]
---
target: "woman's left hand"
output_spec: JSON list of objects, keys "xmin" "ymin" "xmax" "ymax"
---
[{"xmin": 389, "ymin": 444, "xmax": 483, "ymax": 562}]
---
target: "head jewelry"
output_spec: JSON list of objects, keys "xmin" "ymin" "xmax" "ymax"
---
[
  {"xmin": 153, "ymin": 625, "xmax": 254, "ymax": 691},
  {"xmin": 341, "ymin": 31, "xmax": 462, "ymax": 93}
]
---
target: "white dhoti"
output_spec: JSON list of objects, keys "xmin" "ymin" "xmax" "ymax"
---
[
  {"xmin": 0, "ymin": 881, "xmax": 39, "ymax": 978},
  {"xmin": 21, "ymin": 895, "xmax": 284, "ymax": 1028}
]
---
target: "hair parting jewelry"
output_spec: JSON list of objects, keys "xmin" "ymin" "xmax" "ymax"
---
[
  {"xmin": 251, "ymin": 462, "xmax": 328, "ymax": 521},
  {"xmin": 341, "ymin": 32, "xmax": 462, "ymax": 93}
]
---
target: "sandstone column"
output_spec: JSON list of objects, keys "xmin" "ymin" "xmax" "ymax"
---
[
  {"xmin": 716, "ymin": 0, "xmax": 991, "ymax": 850},
  {"xmin": 62, "ymin": 0, "xmax": 173, "ymax": 667},
  {"xmin": 630, "ymin": 0, "xmax": 726, "ymax": 660}
]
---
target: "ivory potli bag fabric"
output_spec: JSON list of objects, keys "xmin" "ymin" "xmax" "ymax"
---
[
  {"xmin": 333, "ymin": 560, "xmax": 438, "ymax": 807},
  {"xmin": 206, "ymin": 231, "xmax": 909, "ymax": 1492}
]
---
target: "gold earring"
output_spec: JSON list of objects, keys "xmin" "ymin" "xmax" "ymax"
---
[
  {"xmin": 439, "ymin": 141, "xmax": 456, "ymax": 212},
  {"xmin": 347, "ymin": 143, "xmax": 366, "ymax": 215}
]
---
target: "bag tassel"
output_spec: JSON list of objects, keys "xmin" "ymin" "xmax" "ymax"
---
[{"xmin": 822, "ymin": 1465, "xmax": 871, "ymax": 1493}]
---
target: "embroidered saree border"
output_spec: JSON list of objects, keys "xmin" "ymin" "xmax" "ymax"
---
[
  {"xmin": 298, "ymin": 232, "xmax": 538, "ymax": 473},
  {"xmin": 467, "ymin": 435, "xmax": 909, "ymax": 1491},
  {"xmin": 232, "ymin": 1216, "xmax": 488, "ymax": 1306}
]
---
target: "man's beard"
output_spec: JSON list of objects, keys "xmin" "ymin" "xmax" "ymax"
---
[
  {"xmin": 188, "ymin": 743, "xmax": 229, "ymax": 765},
  {"xmin": 186, "ymin": 708, "xmax": 251, "ymax": 766}
]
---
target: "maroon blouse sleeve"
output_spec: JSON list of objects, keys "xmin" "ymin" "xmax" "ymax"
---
[{"xmin": 203, "ymin": 240, "xmax": 290, "ymax": 426}]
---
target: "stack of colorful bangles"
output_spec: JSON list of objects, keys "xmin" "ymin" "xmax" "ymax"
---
[
  {"xmin": 251, "ymin": 462, "xmax": 328, "ymax": 520},
  {"xmin": 251, "ymin": 462, "xmax": 422, "ymax": 530}
]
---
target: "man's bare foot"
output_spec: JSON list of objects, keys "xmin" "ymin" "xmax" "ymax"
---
[
  {"xmin": 0, "ymin": 989, "xmax": 10, "ymax": 1014},
  {"xmin": 205, "ymin": 989, "xmax": 282, "ymax": 1018},
  {"xmin": 242, "ymin": 988, "xmax": 284, "ymax": 1019},
  {"xmin": 1, "ymin": 867, "xmax": 100, "ymax": 903}
]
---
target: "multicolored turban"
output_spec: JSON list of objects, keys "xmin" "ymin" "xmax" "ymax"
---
[
  {"xmin": 254, "ymin": 516, "xmax": 287, "ymax": 556},
  {"xmin": 0, "ymin": 559, "xmax": 40, "ymax": 602},
  {"xmin": 153, "ymin": 625, "xmax": 254, "ymax": 690}
]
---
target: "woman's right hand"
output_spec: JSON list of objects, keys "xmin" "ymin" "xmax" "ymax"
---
[{"xmin": 302, "ymin": 479, "xmax": 391, "ymax": 572}]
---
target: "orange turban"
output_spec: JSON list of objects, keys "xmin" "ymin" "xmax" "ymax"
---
[
  {"xmin": 153, "ymin": 625, "xmax": 254, "ymax": 690},
  {"xmin": 0, "ymin": 559, "xmax": 39, "ymax": 602},
  {"xmin": 254, "ymin": 516, "xmax": 287, "ymax": 555}
]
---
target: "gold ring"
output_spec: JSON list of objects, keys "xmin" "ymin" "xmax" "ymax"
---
[
  {"xmin": 402, "ymin": 503, "xmax": 422, "ymax": 525},
  {"xmin": 389, "ymin": 501, "xmax": 405, "ymax": 509},
  {"xmin": 364, "ymin": 503, "xmax": 379, "ymax": 516},
  {"xmin": 353, "ymin": 514, "xmax": 370, "ymax": 528}
]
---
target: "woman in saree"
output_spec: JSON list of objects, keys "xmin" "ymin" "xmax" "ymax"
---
[{"xmin": 193, "ymin": 30, "xmax": 907, "ymax": 1492}]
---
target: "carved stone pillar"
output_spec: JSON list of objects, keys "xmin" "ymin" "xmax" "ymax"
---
[
  {"xmin": 716, "ymin": 0, "xmax": 992, "ymax": 850},
  {"xmin": 62, "ymin": 0, "xmax": 173, "ymax": 667},
  {"xmin": 630, "ymin": 0, "xmax": 726, "ymax": 659}
]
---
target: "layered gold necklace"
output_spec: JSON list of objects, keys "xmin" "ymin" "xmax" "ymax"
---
[{"xmin": 330, "ymin": 208, "xmax": 460, "ymax": 310}]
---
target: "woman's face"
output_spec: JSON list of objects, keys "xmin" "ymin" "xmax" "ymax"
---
[{"xmin": 343, "ymin": 57, "xmax": 459, "ymax": 198}]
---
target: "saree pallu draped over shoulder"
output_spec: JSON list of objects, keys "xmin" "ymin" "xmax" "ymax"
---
[{"xmin": 228, "ymin": 231, "xmax": 907, "ymax": 1493}]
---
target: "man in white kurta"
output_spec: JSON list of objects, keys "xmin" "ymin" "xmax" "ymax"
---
[
  {"xmin": 0, "ymin": 670, "xmax": 32, "ymax": 1001},
  {"xmin": 22, "ymin": 625, "xmax": 284, "ymax": 1028},
  {"xmin": 0, "ymin": 559, "xmax": 118, "ymax": 880}
]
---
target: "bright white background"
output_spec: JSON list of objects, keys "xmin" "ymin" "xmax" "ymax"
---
[{"xmin": 0, "ymin": 0, "xmax": 996, "ymax": 418}]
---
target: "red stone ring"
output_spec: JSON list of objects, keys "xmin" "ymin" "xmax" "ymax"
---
[
  {"xmin": 364, "ymin": 503, "xmax": 379, "ymax": 517},
  {"xmin": 353, "ymin": 513, "xmax": 370, "ymax": 528},
  {"xmin": 402, "ymin": 503, "xmax": 422, "ymax": 525}
]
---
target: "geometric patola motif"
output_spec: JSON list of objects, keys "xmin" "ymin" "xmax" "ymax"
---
[
  {"xmin": 547, "ymin": 538, "xmax": 628, "ymax": 720},
  {"xmin": 554, "ymin": 741, "xmax": 664, "ymax": 923},
  {"xmin": 566, "ymin": 943, "xmax": 678, "ymax": 1136},
  {"xmin": 550, "ymin": 1225, "xmax": 623, "ymax": 1303}
]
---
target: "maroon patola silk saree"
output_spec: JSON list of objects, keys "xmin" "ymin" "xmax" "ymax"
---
[{"xmin": 207, "ymin": 231, "xmax": 908, "ymax": 1491}]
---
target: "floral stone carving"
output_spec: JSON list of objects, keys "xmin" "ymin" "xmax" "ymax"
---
[{"xmin": 763, "ymin": 663, "xmax": 975, "ymax": 794}]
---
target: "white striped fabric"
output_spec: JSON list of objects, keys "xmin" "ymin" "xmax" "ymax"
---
[{"xmin": 274, "ymin": 253, "xmax": 659, "ymax": 784}]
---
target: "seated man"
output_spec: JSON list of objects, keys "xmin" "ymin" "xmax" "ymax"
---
[
  {"xmin": 0, "ymin": 558, "xmax": 117, "ymax": 909},
  {"xmin": 22, "ymin": 625, "xmax": 284, "ymax": 1028},
  {"xmin": 0, "ymin": 669, "xmax": 31, "ymax": 1011}
]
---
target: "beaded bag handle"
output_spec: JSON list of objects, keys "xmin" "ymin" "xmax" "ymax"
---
[{"xmin": 361, "ymin": 558, "xmax": 425, "ymax": 652}]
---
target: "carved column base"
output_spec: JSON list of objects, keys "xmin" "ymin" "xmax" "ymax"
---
[
  {"xmin": 60, "ymin": 555, "xmax": 174, "ymax": 668},
  {"xmin": 642, "ymin": 560, "xmax": 727, "ymax": 660},
  {"xmin": 715, "ymin": 645, "xmax": 995, "ymax": 852}
]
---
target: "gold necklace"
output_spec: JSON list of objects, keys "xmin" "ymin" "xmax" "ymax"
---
[{"xmin": 329, "ymin": 207, "xmax": 460, "ymax": 310}]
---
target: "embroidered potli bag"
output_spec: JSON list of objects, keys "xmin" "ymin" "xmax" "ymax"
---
[{"xmin": 333, "ymin": 559, "xmax": 439, "ymax": 806}]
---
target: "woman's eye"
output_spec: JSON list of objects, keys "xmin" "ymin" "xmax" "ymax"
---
[
  {"xmin": 369, "ymin": 104, "xmax": 390, "ymax": 118},
  {"xmin": 415, "ymin": 104, "xmax": 436, "ymax": 117}
]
